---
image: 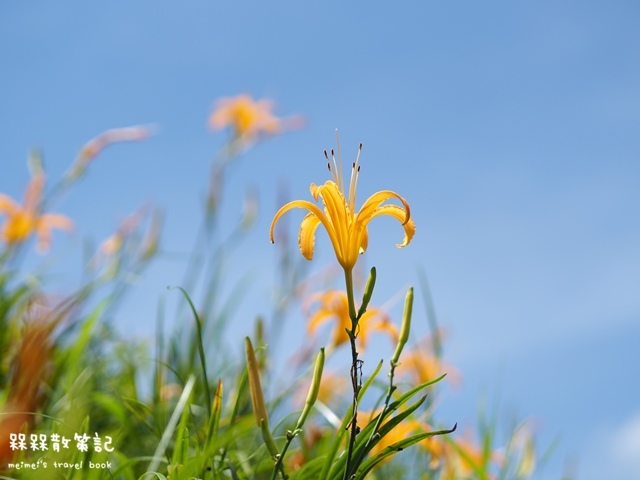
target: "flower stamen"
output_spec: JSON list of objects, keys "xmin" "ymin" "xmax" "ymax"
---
[{"xmin": 348, "ymin": 143, "xmax": 363, "ymax": 213}]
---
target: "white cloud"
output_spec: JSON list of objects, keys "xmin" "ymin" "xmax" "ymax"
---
[
  {"xmin": 610, "ymin": 413, "xmax": 640, "ymax": 473},
  {"xmin": 582, "ymin": 413, "xmax": 640, "ymax": 479}
]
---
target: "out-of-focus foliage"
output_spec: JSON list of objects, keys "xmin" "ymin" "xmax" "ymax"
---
[{"xmin": 0, "ymin": 96, "xmax": 552, "ymax": 480}]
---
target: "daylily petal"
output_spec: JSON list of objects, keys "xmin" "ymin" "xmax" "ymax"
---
[
  {"xmin": 370, "ymin": 204, "xmax": 416, "ymax": 248},
  {"xmin": 34, "ymin": 215, "xmax": 72, "ymax": 253},
  {"xmin": 305, "ymin": 290, "xmax": 352, "ymax": 348},
  {"xmin": 2, "ymin": 213, "xmax": 35, "ymax": 243},
  {"xmin": 359, "ymin": 227, "xmax": 369, "ymax": 254},
  {"xmin": 0, "ymin": 194, "xmax": 19, "ymax": 215},
  {"xmin": 316, "ymin": 182, "xmax": 351, "ymax": 264},
  {"xmin": 39, "ymin": 214, "xmax": 74, "ymax": 232},
  {"xmin": 331, "ymin": 325, "xmax": 350, "ymax": 347},
  {"xmin": 341, "ymin": 190, "xmax": 411, "ymax": 264},
  {"xmin": 358, "ymin": 308, "xmax": 395, "ymax": 347},
  {"xmin": 358, "ymin": 189, "xmax": 411, "ymax": 226},
  {"xmin": 23, "ymin": 174, "xmax": 45, "ymax": 214},
  {"xmin": 307, "ymin": 309, "xmax": 336, "ymax": 333},
  {"xmin": 270, "ymin": 199, "xmax": 342, "ymax": 263},
  {"xmin": 299, "ymin": 212, "xmax": 321, "ymax": 261},
  {"xmin": 310, "ymin": 183, "xmax": 321, "ymax": 201}
]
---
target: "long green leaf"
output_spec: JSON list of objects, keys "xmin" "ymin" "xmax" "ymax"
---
[
  {"xmin": 354, "ymin": 424, "xmax": 457, "ymax": 479},
  {"xmin": 318, "ymin": 359, "xmax": 383, "ymax": 480},
  {"xmin": 329, "ymin": 395, "xmax": 428, "ymax": 480}
]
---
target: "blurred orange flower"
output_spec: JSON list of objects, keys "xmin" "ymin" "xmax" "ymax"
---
[
  {"xmin": 294, "ymin": 370, "xmax": 347, "ymax": 409},
  {"xmin": 399, "ymin": 333, "xmax": 461, "ymax": 387},
  {"xmin": 443, "ymin": 434, "xmax": 503, "ymax": 480},
  {"xmin": 270, "ymin": 142, "xmax": 415, "ymax": 272},
  {"xmin": 0, "ymin": 173, "xmax": 73, "ymax": 253},
  {"xmin": 209, "ymin": 94, "xmax": 300, "ymax": 140},
  {"xmin": 360, "ymin": 412, "xmax": 445, "ymax": 466},
  {"xmin": 305, "ymin": 290, "xmax": 398, "ymax": 349},
  {"xmin": 0, "ymin": 300, "xmax": 68, "ymax": 468},
  {"xmin": 97, "ymin": 205, "xmax": 150, "ymax": 258},
  {"xmin": 400, "ymin": 349, "xmax": 461, "ymax": 387}
]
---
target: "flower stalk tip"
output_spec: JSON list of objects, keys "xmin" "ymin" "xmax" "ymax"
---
[
  {"xmin": 244, "ymin": 337, "xmax": 269, "ymax": 428},
  {"xmin": 295, "ymin": 347, "xmax": 325, "ymax": 431},
  {"xmin": 358, "ymin": 266, "xmax": 377, "ymax": 319},
  {"xmin": 391, "ymin": 287, "xmax": 413, "ymax": 366}
]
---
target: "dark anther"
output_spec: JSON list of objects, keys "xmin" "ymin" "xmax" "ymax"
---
[
  {"xmin": 352, "ymin": 162, "xmax": 355, "ymax": 168},
  {"xmin": 324, "ymin": 149, "xmax": 329, "ymax": 159},
  {"xmin": 327, "ymin": 162, "xmax": 331, "ymax": 171},
  {"xmin": 359, "ymin": 142, "xmax": 363, "ymax": 149},
  {"xmin": 357, "ymin": 165, "xmax": 361, "ymax": 172}
]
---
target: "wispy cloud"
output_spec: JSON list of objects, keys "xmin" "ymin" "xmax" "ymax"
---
[{"xmin": 609, "ymin": 413, "xmax": 640, "ymax": 475}]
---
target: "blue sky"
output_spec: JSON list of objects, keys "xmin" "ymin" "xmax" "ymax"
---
[{"xmin": 2, "ymin": 1, "xmax": 640, "ymax": 478}]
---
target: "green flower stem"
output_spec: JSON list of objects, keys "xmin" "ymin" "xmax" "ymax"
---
[
  {"xmin": 272, "ymin": 348, "xmax": 324, "ymax": 479},
  {"xmin": 343, "ymin": 267, "xmax": 361, "ymax": 480},
  {"xmin": 352, "ymin": 287, "xmax": 413, "ymax": 471},
  {"xmin": 344, "ymin": 267, "xmax": 358, "ymax": 321},
  {"xmin": 271, "ymin": 428, "xmax": 302, "ymax": 480}
]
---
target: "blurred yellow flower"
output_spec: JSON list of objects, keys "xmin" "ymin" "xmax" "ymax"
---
[
  {"xmin": 362, "ymin": 416, "xmax": 499, "ymax": 478},
  {"xmin": 209, "ymin": 94, "xmax": 295, "ymax": 140},
  {"xmin": 447, "ymin": 435, "xmax": 502, "ymax": 480},
  {"xmin": 293, "ymin": 370, "xmax": 346, "ymax": 412},
  {"xmin": 97, "ymin": 205, "xmax": 149, "ymax": 258},
  {"xmin": 270, "ymin": 141, "xmax": 415, "ymax": 272},
  {"xmin": 509, "ymin": 421, "xmax": 537, "ymax": 477},
  {"xmin": 305, "ymin": 290, "xmax": 397, "ymax": 349},
  {"xmin": 360, "ymin": 413, "xmax": 444, "ymax": 466},
  {"xmin": 0, "ymin": 173, "xmax": 73, "ymax": 252},
  {"xmin": 401, "ymin": 349, "xmax": 461, "ymax": 387},
  {"xmin": 399, "ymin": 333, "xmax": 461, "ymax": 387},
  {"xmin": 316, "ymin": 371, "xmax": 348, "ymax": 405}
]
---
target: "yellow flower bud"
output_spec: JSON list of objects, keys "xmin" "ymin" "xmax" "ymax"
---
[{"xmin": 295, "ymin": 347, "xmax": 325, "ymax": 431}]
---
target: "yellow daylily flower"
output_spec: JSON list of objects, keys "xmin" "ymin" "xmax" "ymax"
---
[
  {"xmin": 401, "ymin": 349, "xmax": 462, "ymax": 387},
  {"xmin": 0, "ymin": 173, "xmax": 73, "ymax": 253},
  {"xmin": 209, "ymin": 94, "xmax": 303, "ymax": 141},
  {"xmin": 399, "ymin": 334, "xmax": 462, "ymax": 387},
  {"xmin": 305, "ymin": 290, "xmax": 398, "ymax": 349},
  {"xmin": 269, "ymin": 140, "xmax": 415, "ymax": 272}
]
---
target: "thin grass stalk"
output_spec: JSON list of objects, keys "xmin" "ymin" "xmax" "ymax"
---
[
  {"xmin": 146, "ymin": 375, "xmax": 196, "ymax": 474},
  {"xmin": 171, "ymin": 286, "xmax": 212, "ymax": 417}
]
